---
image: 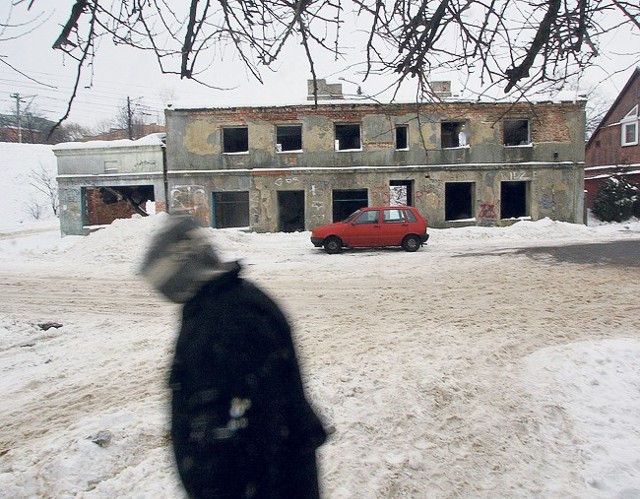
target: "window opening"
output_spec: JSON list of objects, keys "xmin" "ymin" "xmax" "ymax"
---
[
  {"xmin": 332, "ymin": 189, "xmax": 368, "ymax": 222},
  {"xmin": 223, "ymin": 127, "xmax": 248, "ymax": 153},
  {"xmin": 503, "ymin": 119, "xmax": 530, "ymax": 146},
  {"xmin": 501, "ymin": 181, "xmax": 529, "ymax": 219},
  {"xmin": 335, "ymin": 124, "xmax": 361, "ymax": 151},
  {"xmin": 276, "ymin": 125, "xmax": 302, "ymax": 152},
  {"xmin": 83, "ymin": 185, "xmax": 155, "ymax": 226},
  {"xmin": 445, "ymin": 182, "xmax": 474, "ymax": 221},
  {"xmin": 621, "ymin": 105, "xmax": 638, "ymax": 146},
  {"xmin": 212, "ymin": 191, "xmax": 249, "ymax": 228},
  {"xmin": 390, "ymin": 180, "xmax": 413, "ymax": 206},
  {"xmin": 441, "ymin": 122, "xmax": 467, "ymax": 148},
  {"xmin": 395, "ymin": 125, "xmax": 408, "ymax": 150}
]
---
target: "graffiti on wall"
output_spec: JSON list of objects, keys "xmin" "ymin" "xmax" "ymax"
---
[
  {"xmin": 540, "ymin": 192, "xmax": 555, "ymax": 210},
  {"xmin": 250, "ymin": 190, "xmax": 261, "ymax": 225},
  {"xmin": 372, "ymin": 184, "xmax": 391, "ymax": 204},
  {"xmin": 133, "ymin": 159, "xmax": 157, "ymax": 168},
  {"xmin": 310, "ymin": 199, "xmax": 327, "ymax": 226},
  {"xmin": 274, "ymin": 176, "xmax": 301, "ymax": 187},
  {"xmin": 500, "ymin": 171, "xmax": 535, "ymax": 181},
  {"xmin": 415, "ymin": 181, "xmax": 440, "ymax": 201},
  {"xmin": 170, "ymin": 184, "xmax": 209, "ymax": 221},
  {"xmin": 478, "ymin": 201, "xmax": 497, "ymax": 226}
]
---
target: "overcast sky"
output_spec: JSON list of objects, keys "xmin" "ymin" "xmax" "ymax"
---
[{"xmin": 0, "ymin": 1, "xmax": 638, "ymax": 130}]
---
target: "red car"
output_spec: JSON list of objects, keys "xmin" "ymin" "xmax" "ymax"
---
[{"xmin": 311, "ymin": 206, "xmax": 429, "ymax": 254}]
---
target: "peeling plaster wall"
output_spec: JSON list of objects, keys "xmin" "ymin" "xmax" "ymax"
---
[{"xmin": 164, "ymin": 100, "xmax": 586, "ymax": 232}]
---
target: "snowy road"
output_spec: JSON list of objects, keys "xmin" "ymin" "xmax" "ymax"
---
[{"xmin": 2, "ymin": 217, "xmax": 640, "ymax": 498}]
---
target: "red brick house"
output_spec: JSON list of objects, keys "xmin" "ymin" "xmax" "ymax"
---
[{"xmin": 585, "ymin": 67, "xmax": 640, "ymax": 208}]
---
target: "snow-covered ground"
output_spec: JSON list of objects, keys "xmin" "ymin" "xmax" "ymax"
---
[{"xmin": 2, "ymin": 143, "xmax": 640, "ymax": 498}]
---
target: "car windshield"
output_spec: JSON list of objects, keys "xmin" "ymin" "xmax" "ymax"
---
[{"xmin": 343, "ymin": 209, "xmax": 363, "ymax": 223}]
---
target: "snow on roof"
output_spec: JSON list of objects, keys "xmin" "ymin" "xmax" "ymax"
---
[
  {"xmin": 166, "ymin": 91, "xmax": 586, "ymax": 112},
  {"xmin": 52, "ymin": 133, "xmax": 166, "ymax": 151}
]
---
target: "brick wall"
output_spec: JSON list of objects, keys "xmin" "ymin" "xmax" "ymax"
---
[{"xmin": 85, "ymin": 188, "xmax": 137, "ymax": 226}]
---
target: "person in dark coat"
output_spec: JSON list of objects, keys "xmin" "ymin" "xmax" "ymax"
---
[{"xmin": 140, "ymin": 214, "xmax": 328, "ymax": 498}]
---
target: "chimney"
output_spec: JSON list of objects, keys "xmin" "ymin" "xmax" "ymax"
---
[
  {"xmin": 307, "ymin": 79, "xmax": 344, "ymax": 101},
  {"xmin": 431, "ymin": 81, "xmax": 452, "ymax": 99}
]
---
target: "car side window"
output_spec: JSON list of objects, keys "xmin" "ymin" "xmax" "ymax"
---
[
  {"xmin": 353, "ymin": 211, "xmax": 379, "ymax": 224},
  {"xmin": 383, "ymin": 209, "xmax": 405, "ymax": 223},
  {"xmin": 404, "ymin": 210, "xmax": 417, "ymax": 223}
]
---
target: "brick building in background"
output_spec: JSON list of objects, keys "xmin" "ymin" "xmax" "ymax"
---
[
  {"xmin": 165, "ymin": 80, "xmax": 585, "ymax": 232},
  {"xmin": 585, "ymin": 67, "xmax": 640, "ymax": 208}
]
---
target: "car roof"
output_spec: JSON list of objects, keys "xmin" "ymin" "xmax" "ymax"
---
[{"xmin": 363, "ymin": 206, "xmax": 416, "ymax": 210}]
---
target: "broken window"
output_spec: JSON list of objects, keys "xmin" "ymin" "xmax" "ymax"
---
[
  {"xmin": 212, "ymin": 191, "xmax": 249, "ymax": 228},
  {"xmin": 332, "ymin": 189, "xmax": 368, "ymax": 222},
  {"xmin": 441, "ymin": 122, "xmax": 467, "ymax": 148},
  {"xmin": 83, "ymin": 185, "xmax": 155, "ymax": 226},
  {"xmin": 501, "ymin": 181, "xmax": 529, "ymax": 219},
  {"xmin": 395, "ymin": 125, "xmax": 408, "ymax": 150},
  {"xmin": 335, "ymin": 124, "xmax": 361, "ymax": 151},
  {"xmin": 445, "ymin": 182, "xmax": 474, "ymax": 221},
  {"xmin": 276, "ymin": 125, "xmax": 303, "ymax": 152},
  {"xmin": 223, "ymin": 127, "xmax": 249, "ymax": 153},
  {"xmin": 621, "ymin": 105, "xmax": 638, "ymax": 146},
  {"xmin": 503, "ymin": 119, "xmax": 530, "ymax": 146}
]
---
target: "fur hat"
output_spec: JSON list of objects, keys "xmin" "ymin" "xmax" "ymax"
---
[{"xmin": 140, "ymin": 215, "xmax": 233, "ymax": 303}]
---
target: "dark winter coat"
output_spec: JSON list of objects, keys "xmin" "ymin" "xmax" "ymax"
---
[{"xmin": 169, "ymin": 262, "xmax": 327, "ymax": 498}]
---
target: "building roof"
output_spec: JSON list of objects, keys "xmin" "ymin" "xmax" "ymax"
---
[{"xmin": 586, "ymin": 66, "xmax": 640, "ymax": 149}]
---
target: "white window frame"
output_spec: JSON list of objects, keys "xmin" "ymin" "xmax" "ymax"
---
[{"xmin": 621, "ymin": 105, "xmax": 638, "ymax": 147}]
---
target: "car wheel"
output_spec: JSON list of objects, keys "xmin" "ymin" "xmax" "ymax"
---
[
  {"xmin": 324, "ymin": 236, "xmax": 342, "ymax": 254},
  {"xmin": 402, "ymin": 235, "xmax": 421, "ymax": 252}
]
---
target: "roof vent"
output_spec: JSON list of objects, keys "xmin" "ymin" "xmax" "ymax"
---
[
  {"xmin": 431, "ymin": 81, "xmax": 452, "ymax": 99},
  {"xmin": 307, "ymin": 79, "xmax": 344, "ymax": 101}
]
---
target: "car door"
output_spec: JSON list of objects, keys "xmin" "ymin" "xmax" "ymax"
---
[
  {"xmin": 342, "ymin": 209, "xmax": 381, "ymax": 246},
  {"xmin": 379, "ymin": 208, "xmax": 410, "ymax": 245}
]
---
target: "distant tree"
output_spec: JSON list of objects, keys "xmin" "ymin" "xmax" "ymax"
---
[
  {"xmin": 7, "ymin": 0, "xmax": 639, "ymax": 129},
  {"xmin": 0, "ymin": 110, "xmax": 89, "ymax": 144},
  {"xmin": 584, "ymin": 87, "xmax": 613, "ymax": 140},
  {"xmin": 28, "ymin": 162, "xmax": 59, "ymax": 217},
  {"xmin": 114, "ymin": 97, "xmax": 149, "ymax": 140},
  {"xmin": 592, "ymin": 176, "xmax": 640, "ymax": 223},
  {"xmin": 23, "ymin": 197, "xmax": 45, "ymax": 220},
  {"xmin": 51, "ymin": 122, "xmax": 90, "ymax": 143}
]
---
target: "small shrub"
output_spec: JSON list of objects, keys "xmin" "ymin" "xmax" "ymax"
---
[{"xmin": 592, "ymin": 176, "xmax": 640, "ymax": 222}]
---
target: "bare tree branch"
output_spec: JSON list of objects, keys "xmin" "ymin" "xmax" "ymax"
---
[{"xmin": 6, "ymin": 0, "xmax": 639, "ymax": 123}]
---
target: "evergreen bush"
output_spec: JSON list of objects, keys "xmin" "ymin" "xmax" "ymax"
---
[{"xmin": 591, "ymin": 176, "xmax": 640, "ymax": 222}]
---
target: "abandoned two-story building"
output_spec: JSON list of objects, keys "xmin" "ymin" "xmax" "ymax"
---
[{"xmin": 56, "ymin": 80, "xmax": 586, "ymax": 235}]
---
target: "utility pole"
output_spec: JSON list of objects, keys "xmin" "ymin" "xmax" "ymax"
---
[
  {"xmin": 10, "ymin": 92, "xmax": 23, "ymax": 143},
  {"xmin": 127, "ymin": 96, "xmax": 133, "ymax": 140}
]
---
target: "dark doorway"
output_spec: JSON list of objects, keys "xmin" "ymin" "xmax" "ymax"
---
[
  {"xmin": 332, "ymin": 189, "xmax": 368, "ymax": 222},
  {"xmin": 212, "ymin": 191, "xmax": 249, "ymax": 228},
  {"xmin": 445, "ymin": 182, "xmax": 474, "ymax": 220},
  {"xmin": 501, "ymin": 181, "xmax": 528, "ymax": 219},
  {"xmin": 278, "ymin": 190, "xmax": 305, "ymax": 232}
]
